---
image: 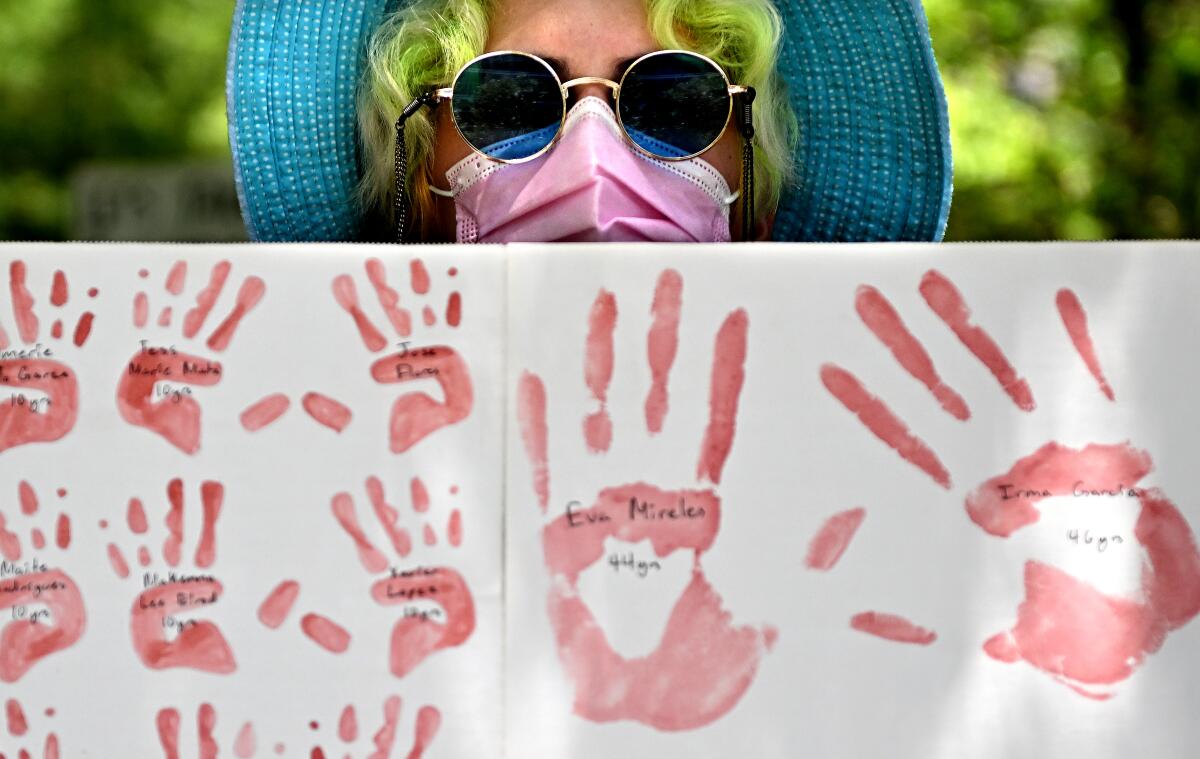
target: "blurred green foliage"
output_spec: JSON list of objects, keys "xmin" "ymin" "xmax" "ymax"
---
[
  {"xmin": 929, "ymin": 0, "xmax": 1200, "ymax": 239},
  {"xmin": 0, "ymin": 0, "xmax": 1196, "ymax": 240}
]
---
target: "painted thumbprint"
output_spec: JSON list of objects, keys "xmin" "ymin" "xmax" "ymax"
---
[
  {"xmin": 331, "ymin": 258, "xmax": 472, "ymax": 453},
  {"xmin": 117, "ymin": 260, "xmax": 266, "ymax": 454},
  {"xmin": 0, "ymin": 483, "xmax": 84, "ymax": 683},
  {"xmin": 1, "ymin": 699, "xmax": 60, "ymax": 759},
  {"xmin": 971, "ymin": 443, "xmax": 1200, "ymax": 700},
  {"xmin": 328, "ymin": 476, "xmax": 473, "ymax": 676},
  {"xmin": 517, "ymin": 269, "xmax": 774, "ymax": 732},
  {"xmin": 805, "ymin": 508, "xmax": 867, "ymax": 571},
  {"xmin": 305, "ymin": 697, "xmax": 441, "ymax": 759},
  {"xmin": 105, "ymin": 479, "xmax": 236, "ymax": 674},
  {"xmin": 1, "ymin": 261, "xmax": 98, "ymax": 454},
  {"xmin": 156, "ymin": 704, "xmax": 256, "ymax": 759}
]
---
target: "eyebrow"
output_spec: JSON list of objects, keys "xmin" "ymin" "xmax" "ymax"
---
[{"xmin": 535, "ymin": 52, "xmax": 658, "ymax": 81}]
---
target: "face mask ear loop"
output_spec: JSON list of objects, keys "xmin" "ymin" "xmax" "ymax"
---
[
  {"xmin": 736, "ymin": 87, "xmax": 757, "ymax": 242},
  {"xmin": 394, "ymin": 92, "xmax": 440, "ymax": 243}
]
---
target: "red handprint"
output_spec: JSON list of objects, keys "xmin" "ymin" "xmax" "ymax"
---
[
  {"xmin": 517, "ymin": 269, "xmax": 774, "ymax": 732},
  {"xmin": 0, "ymin": 483, "xmax": 84, "ymax": 683},
  {"xmin": 305, "ymin": 698, "xmax": 441, "ymax": 759},
  {"xmin": 117, "ymin": 261, "xmax": 265, "ymax": 454},
  {"xmin": 823, "ymin": 270, "xmax": 1200, "ymax": 698},
  {"xmin": 105, "ymin": 479, "xmax": 235, "ymax": 674},
  {"xmin": 2, "ymin": 700, "xmax": 60, "ymax": 759},
  {"xmin": 329, "ymin": 476, "xmax": 473, "ymax": 677},
  {"xmin": 0, "ymin": 261, "xmax": 97, "ymax": 454},
  {"xmin": 332, "ymin": 258, "xmax": 471, "ymax": 453}
]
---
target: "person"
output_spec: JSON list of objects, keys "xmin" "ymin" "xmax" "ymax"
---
[{"xmin": 227, "ymin": 0, "xmax": 952, "ymax": 243}]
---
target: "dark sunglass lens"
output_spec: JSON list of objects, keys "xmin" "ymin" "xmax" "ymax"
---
[
  {"xmin": 620, "ymin": 53, "xmax": 730, "ymax": 158},
  {"xmin": 452, "ymin": 54, "xmax": 563, "ymax": 160}
]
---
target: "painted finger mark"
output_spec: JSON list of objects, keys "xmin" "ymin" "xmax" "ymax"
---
[
  {"xmin": 198, "ymin": 703, "xmax": 218, "ymax": 759},
  {"xmin": 156, "ymin": 708, "xmax": 181, "ymax": 759},
  {"xmin": 410, "ymin": 259, "xmax": 431, "ymax": 295},
  {"xmin": 165, "ymin": 261, "xmax": 188, "ymax": 295},
  {"xmin": 851, "ymin": 612, "xmax": 938, "ymax": 645},
  {"xmin": 448, "ymin": 509, "xmax": 463, "ymax": 547},
  {"xmin": 332, "ymin": 493, "xmax": 389, "ymax": 573},
  {"xmin": 71, "ymin": 312, "xmax": 94, "ymax": 347},
  {"xmin": 517, "ymin": 372, "xmax": 550, "ymax": 512},
  {"xmin": 194, "ymin": 481, "xmax": 223, "ymax": 568},
  {"xmin": 54, "ymin": 514, "xmax": 69, "ymax": 549},
  {"xmin": 258, "ymin": 580, "xmax": 300, "ymax": 629},
  {"xmin": 164, "ymin": 478, "xmax": 184, "ymax": 568},
  {"xmin": 367, "ymin": 696, "xmax": 403, "ymax": 759},
  {"xmin": 406, "ymin": 706, "xmax": 442, "ymax": 759},
  {"xmin": 334, "ymin": 275, "xmax": 388, "ymax": 351},
  {"xmin": 6, "ymin": 699, "xmax": 27, "ymax": 736},
  {"xmin": 410, "ymin": 478, "xmax": 430, "ymax": 513},
  {"xmin": 697, "ymin": 309, "xmax": 750, "ymax": 485},
  {"xmin": 856, "ymin": 285, "xmax": 970, "ymax": 420},
  {"xmin": 18, "ymin": 482, "xmax": 37, "ymax": 516},
  {"xmin": 0, "ymin": 516, "xmax": 20, "ymax": 561},
  {"xmin": 806, "ymin": 508, "xmax": 867, "ymax": 571},
  {"xmin": 446, "ymin": 291, "xmax": 462, "ymax": 327},
  {"xmin": 365, "ymin": 259, "xmax": 412, "ymax": 337},
  {"xmin": 821, "ymin": 364, "xmax": 952, "ymax": 489},
  {"xmin": 920, "ymin": 270, "xmax": 1036, "ymax": 412},
  {"xmin": 302, "ymin": 392, "xmax": 352, "ymax": 433},
  {"xmin": 157, "ymin": 307, "xmax": 173, "ymax": 328},
  {"xmin": 645, "ymin": 269, "xmax": 682, "ymax": 435},
  {"xmin": 235, "ymin": 723, "xmax": 256, "ymax": 758},
  {"xmin": 206, "ymin": 276, "xmax": 266, "ymax": 351},
  {"xmin": 583, "ymin": 290, "xmax": 617, "ymax": 453},
  {"xmin": 127, "ymin": 498, "xmax": 148, "ymax": 534},
  {"xmin": 241, "ymin": 393, "xmax": 291, "ymax": 432},
  {"xmin": 301, "ymin": 613, "xmax": 351, "ymax": 654},
  {"xmin": 1057, "ymin": 289, "xmax": 1115, "ymax": 401},
  {"xmin": 10, "ymin": 262, "xmax": 38, "ymax": 343},
  {"xmin": 422, "ymin": 306, "xmax": 436, "ymax": 327},
  {"xmin": 107, "ymin": 544, "xmax": 131, "ymax": 579},
  {"xmin": 134, "ymin": 292, "xmax": 149, "ymax": 328},
  {"xmin": 365, "ymin": 477, "xmax": 412, "ymax": 558},
  {"xmin": 339, "ymin": 706, "xmax": 358, "ymax": 742},
  {"xmin": 49, "ymin": 272, "xmax": 67, "ymax": 307},
  {"xmin": 183, "ymin": 261, "xmax": 232, "ymax": 339}
]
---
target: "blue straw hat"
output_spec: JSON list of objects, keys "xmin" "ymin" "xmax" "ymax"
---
[{"xmin": 227, "ymin": 0, "xmax": 953, "ymax": 242}]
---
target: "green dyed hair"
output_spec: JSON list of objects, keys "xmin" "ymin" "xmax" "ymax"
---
[{"xmin": 358, "ymin": 0, "xmax": 797, "ymax": 239}]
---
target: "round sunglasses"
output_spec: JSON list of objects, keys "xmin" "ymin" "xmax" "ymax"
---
[{"xmin": 431, "ymin": 49, "xmax": 753, "ymax": 163}]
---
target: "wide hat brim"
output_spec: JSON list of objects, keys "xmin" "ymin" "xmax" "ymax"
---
[{"xmin": 227, "ymin": 0, "xmax": 952, "ymax": 242}]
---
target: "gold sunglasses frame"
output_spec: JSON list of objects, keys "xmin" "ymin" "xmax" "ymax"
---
[{"xmin": 433, "ymin": 49, "xmax": 750, "ymax": 165}]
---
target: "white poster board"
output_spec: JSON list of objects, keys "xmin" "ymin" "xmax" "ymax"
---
[{"xmin": 2, "ymin": 242, "xmax": 1198, "ymax": 758}]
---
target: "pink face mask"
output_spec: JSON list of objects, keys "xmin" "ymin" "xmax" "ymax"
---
[{"xmin": 431, "ymin": 97, "xmax": 739, "ymax": 243}]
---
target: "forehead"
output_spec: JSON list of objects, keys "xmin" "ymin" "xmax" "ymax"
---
[{"xmin": 486, "ymin": 0, "xmax": 658, "ymax": 78}]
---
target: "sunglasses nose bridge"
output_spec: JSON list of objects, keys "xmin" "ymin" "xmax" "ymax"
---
[{"xmin": 560, "ymin": 77, "xmax": 621, "ymax": 105}]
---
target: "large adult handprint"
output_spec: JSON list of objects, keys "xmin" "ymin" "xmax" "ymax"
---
[
  {"xmin": 117, "ymin": 261, "xmax": 265, "ymax": 454},
  {"xmin": 1, "ymin": 261, "xmax": 97, "ymax": 453},
  {"xmin": 517, "ymin": 269, "xmax": 774, "ymax": 732},
  {"xmin": 331, "ymin": 257, "xmax": 471, "ymax": 453},
  {"xmin": 823, "ymin": 271, "xmax": 1200, "ymax": 699}
]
